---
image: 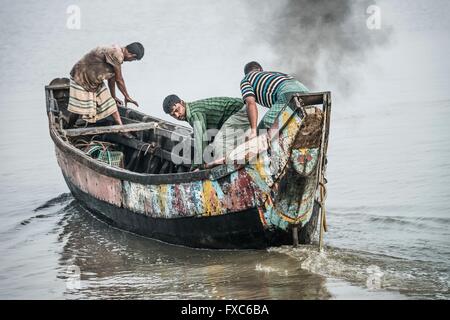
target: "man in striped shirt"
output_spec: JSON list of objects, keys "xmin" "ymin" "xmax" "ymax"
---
[
  {"xmin": 163, "ymin": 95, "xmax": 250, "ymax": 170},
  {"xmin": 240, "ymin": 61, "xmax": 309, "ymax": 135}
]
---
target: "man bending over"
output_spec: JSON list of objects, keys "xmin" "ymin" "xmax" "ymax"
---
[{"xmin": 67, "ymin": 42, "xmax": 144, "ymax": 126}]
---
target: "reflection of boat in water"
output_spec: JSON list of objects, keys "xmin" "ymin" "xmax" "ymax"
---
[
  {"xmin": 56, "ymin": 198, "xmax": 331, "ymax": 299},
  {"xmin": 46, "ymin": 78, "xmax": 331, "ymax": 249}
]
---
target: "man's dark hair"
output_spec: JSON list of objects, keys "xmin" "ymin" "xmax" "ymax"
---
[
  {"xmin": 163, "ymin": 94, "xmax": 181, "ymax": 114},
  {"xmin": 244, "ymin": 61, "xmax": 263, "ymax": 74},
  {"xmin": 126, "ymin": 42, "xmax": 145, "ymax": 60}
]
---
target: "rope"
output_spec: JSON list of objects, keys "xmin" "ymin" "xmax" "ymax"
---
[
  {"xmin": 137, "ymin": 141, "xmax": 159, "ymax": 157},
  {"xmin": 318, "ymin": 179, "xmax": 328, "ymax": 232}
]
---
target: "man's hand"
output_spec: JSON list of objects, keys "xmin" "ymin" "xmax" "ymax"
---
[
  {"xmin": 248, "ymin": 128, "xmax": 257, "ymax": 140},
  {"xmin": 114, "ymin": 97, "xmax": 124, "ymax": 107},
  {"xmin": 114, "ymin": 64, "xmax": 139, "ymax": 108},
  {"xmin": 125, "ymin": 97, "xmax": 139, "ymax": 107},
  {"xmin": 204, "ymin": 157, "xmax": 225, "ymax": 169}
]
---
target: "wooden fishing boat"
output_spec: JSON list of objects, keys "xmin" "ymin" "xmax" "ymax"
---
[{"xmin": 45, "ymin": 78, "xmax": 331, "ymax": 249}]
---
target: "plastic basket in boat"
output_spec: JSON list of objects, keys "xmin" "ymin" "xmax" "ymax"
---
[
  {"xmin": 96, "ymin": 150, "xmax": 124, "ymax": 167},
  {"xmin": 85, "ymin": 144, "xmax": 124, "ymax": 168}
]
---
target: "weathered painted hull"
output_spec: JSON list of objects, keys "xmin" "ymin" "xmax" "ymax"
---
[{"xmin": 63, "ymin": 174, "xmax": 293, "ymax": 249}]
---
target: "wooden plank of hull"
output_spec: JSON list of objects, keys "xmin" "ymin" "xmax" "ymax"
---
[{"xmin": 56, "ymin": 148, "xmax": 123, "ymax": 207}]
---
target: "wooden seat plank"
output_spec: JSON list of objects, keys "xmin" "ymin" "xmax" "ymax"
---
[{"xmin": 64, "ymin": 122, "xmax": 158, "ymax": 137}]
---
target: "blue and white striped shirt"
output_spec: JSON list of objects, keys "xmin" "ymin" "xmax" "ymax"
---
[{"xmin": 240, "ymin": 71, "xmax": 294, "ymax": 108}]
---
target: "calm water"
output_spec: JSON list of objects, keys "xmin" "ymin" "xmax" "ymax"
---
[{"xmin": 0, "ymin": 0, "xmax": 449, "ymax": 299}]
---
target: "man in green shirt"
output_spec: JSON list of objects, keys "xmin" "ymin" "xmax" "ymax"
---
[{"xmin": 163, "ymin": 95, "xmax": 250, "ymax": 170}]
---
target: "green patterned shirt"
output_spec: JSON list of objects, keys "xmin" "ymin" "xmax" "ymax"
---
[{"xmin": 185, "ymin": 97, "xmax": 245, "ymax": 169}]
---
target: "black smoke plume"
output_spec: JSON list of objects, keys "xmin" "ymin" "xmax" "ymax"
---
[{"xmin": 249, "ymin": 0, "xmax": 390, "ymax": 93}]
